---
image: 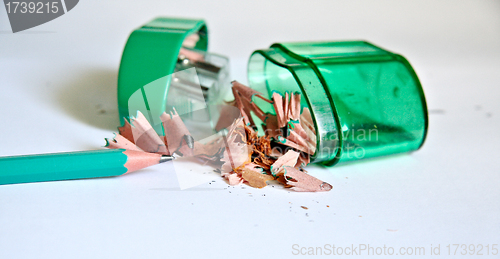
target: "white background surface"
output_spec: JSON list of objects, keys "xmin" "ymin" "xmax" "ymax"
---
[{"xmin": 1, "ymin": 1, "xmax": 499, "ymax": 258}]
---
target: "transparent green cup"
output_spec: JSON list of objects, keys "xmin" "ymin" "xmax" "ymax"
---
[{"xmin": 248, "ymin": 41, "xmax": 428, "ymax": 166}]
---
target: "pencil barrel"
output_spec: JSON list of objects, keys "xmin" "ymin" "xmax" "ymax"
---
[{"xmin": 0, "ymin": 149, "xmax": 128, "ymax": 185}]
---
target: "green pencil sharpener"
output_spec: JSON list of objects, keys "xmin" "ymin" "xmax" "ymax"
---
[
  {"xmin": 117, "ymin": 17, "xmax": 428, "ymax": 166},
  {"xmin": 117, "ymin": 17, "xmax": 230, "ymax": 136},
  {"xmin": 248, "ymin": 41, "xmax": 428, "ymax": 165}
]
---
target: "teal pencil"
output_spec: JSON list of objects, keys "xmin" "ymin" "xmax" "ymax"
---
[{"xmin": 0, "ymin": 149, "xmax": 173, "ymax": 185}]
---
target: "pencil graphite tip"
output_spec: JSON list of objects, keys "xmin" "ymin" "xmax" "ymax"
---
[{"xmin": 159, "ymin": 155, "xmax": 175, "ymax": 163}]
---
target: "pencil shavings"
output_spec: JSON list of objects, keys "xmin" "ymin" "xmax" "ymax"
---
[
  {"xmin": 117, "ymin": 119, "xmax": 140, "ymax": 144},
  {"xmin": 214, "ymin": 81, "xmax": 331, "ymax": 192},
  {"xmin": 215, "ymin": 105, "xmax": 242, "ymax": 132},
  {"xmin": 241, "ymin": 164, "xmax": 274, "ymax": 189},
  {"xmin": 220, "ymin": 118, "xmax": 251, "ymax": 184},
  {"xmin": 193, "ymin": 138, "xmax": 224, "ymax": 161},
  {"xmin": 179, "ymin": 48, "xmax": 205, "ymax": 62},
  {"xmin": 182, "ymin": 34, "xmax": 200, "ymax": 49},
  {"xmin": 270, "ymin": 92, "xmax": 316, "ymax": 155},
  {"xmin": 231, "ymin": 80, "xmax": 272, "ymax": 126},
  {"xmin": 105, "ymin": 133, "xmax": 143, "ymax": 152},
  {"xmin": 108, "ymin": 110, "xmax": 199, "ymax": 158},
  {"xmin": 244, "ymin": 125, "xmax": 275, "ymax": 170},
  {"xmin": 125, "ymin": 111, "xmax": 169, "ymax": 155},
  {"xmin": 280, "ymin": 166, "xmax": 332, "ymax": 192},
  {"xmin": 270, "ymin": 150, "xmax": 300, "ymax": 176},
  {"xmin": 161, "ymin": 109, "xmax": 194, "ymax": 157},
  {"xmin": 295, "ymin": 152, "xmax": 311, "ymax": 168},
  {"xmin": 105, "ymin": 81, "xmax": 331, "ymax": 192}
]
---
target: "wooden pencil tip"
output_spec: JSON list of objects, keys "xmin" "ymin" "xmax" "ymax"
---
[{"xmin": 159, "ymin": 155, "xmax": 175, "ymax": 163}]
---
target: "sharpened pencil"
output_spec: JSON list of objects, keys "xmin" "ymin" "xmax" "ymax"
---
[{"xmin": 0, "ymin": 149, "xmax": 173, "ymax": 185}]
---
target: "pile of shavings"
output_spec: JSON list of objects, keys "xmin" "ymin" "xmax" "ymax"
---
[{"xmin": 105, "ymin": 81, "xmax": 332, "ymax": 192}]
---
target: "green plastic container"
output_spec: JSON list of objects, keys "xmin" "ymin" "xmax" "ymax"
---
[
  {"xmin": 248, "ymin": 41, "xmax": 428, "ymax": 166},
  {"xmin": 117, "ymin": 18, "xmax": 427, "ymax": 166},
  {"xmin": 117, "ymin": 17, "xmax": 229, "ymax": 136},
  {"xmin": 118, "ymin": 17, "xmax": 208, "ymax": 126}
]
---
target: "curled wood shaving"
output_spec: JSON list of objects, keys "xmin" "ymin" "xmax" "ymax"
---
[
  {"xmin": 270, "ymin": 150, "xmax": 300, "ymax": 176},
  {"xmin": 193, "ymin": 138, "xmax": 224, "ymax": 161},
  {"xmin": 220, "ymin": 118, "xmax": 252, "ymax": 183},
  {"xmin": 107, "ymin": 81, "xmax": 331, "ymax": 192},
  {"xmin": 279, "ymin": 166, "xmax": 332, "ymax": 192},
  {"xmin": 126, "ymin": 111, "xmax": 169, "ymax": 155},
  {"xmin": 105, "ymin": 133, "xmax": 143, "ymax": 152},
  {"xmin": 241, "ymin": 164, "xmax": 274, "ymax": 189},
  {"xmin": 216, "ymin": 81, "xmax": 331, "ymax": 192},
  {"xmin": 161, "ymin": 109, "xmax": 194, "ymax": 156},
  {"xmin": 117, "ymin": 120, "xmax": 140, "ymax": 144}
]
